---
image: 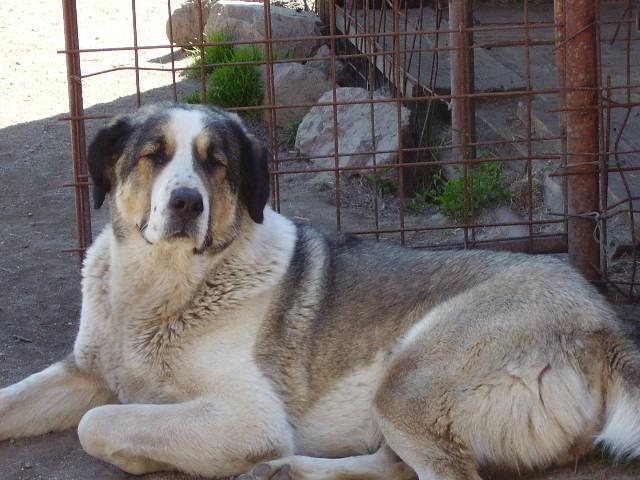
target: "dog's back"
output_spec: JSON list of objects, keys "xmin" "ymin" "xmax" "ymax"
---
[{"xmin": 256, "ymin": 225, "xmax": 640, "ymax": 477}]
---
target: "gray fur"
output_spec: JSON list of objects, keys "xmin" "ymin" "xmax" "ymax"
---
[{"xmin": 3, "ymin": 104, "xmax": 640, "ymax": 480}]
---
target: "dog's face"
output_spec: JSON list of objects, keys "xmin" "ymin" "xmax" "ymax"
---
[{"xmin": 87, "ymin": 104, "xmax": 269, "ymax": 253}]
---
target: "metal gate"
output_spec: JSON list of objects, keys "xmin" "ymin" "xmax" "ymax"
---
[{"xmin": 60, "ymin": 0, "xmax": 639, "ymax": 299}]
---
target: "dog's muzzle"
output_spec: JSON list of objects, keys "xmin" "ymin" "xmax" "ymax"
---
[
  {"xmin": 169, "ymin": 187, "xmax": 204, "ymax": 222},
  {"xmin": 165, "ymin": 187, "xmax": 205, "ymax": 239}
]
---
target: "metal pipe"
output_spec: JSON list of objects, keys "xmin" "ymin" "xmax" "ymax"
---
[
  {"xmin": 561, "ymin": 0, "xmax": 601, "ymax": 282},
  {"xmin": 62, "ymin": 0, "xmax": 92, "ymax": 264},
  {"xmin": 448, "ymin": 0, "xmax": 476, "ymax": 248}
]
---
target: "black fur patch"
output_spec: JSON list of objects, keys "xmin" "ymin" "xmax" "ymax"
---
[
  {"xmin": 232, "ymin": 123, "xmax": 270, "ymax": 224},
  {"xmin": 87, "ymin": 117, "xmax": 133, "ymax": 209}
]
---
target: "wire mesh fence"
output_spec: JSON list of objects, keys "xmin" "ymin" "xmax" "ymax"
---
[{"xmin": 59, "ymin": 0, "xmax": 639, "ymax": 299}]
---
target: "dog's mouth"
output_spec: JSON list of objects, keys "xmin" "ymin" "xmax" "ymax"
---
[
  {"xmin": 164, "ymin": 222, "xmax": 200, "ymax": 242},
  {"xmin": 167, "ymin": 230, "xmax": 191, "ymax": 239}
]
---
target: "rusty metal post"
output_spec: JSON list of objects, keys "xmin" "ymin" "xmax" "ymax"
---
[
  {"xmin": 554, "ymin": 0, "xmax": 569, "ymax": 241},
  {"xmin": 448, "ymin": 0, "xmax": 476, "ymax": 247},
  {"xmin": 561, "ymin": 0, "xmax": 600, "ymax": 282},
  {"xmin": 62, "ymin": 0, "xmax": 92, "ymax": 263}
]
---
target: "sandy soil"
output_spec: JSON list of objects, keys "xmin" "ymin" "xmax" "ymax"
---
[{"xmin": 0, "ymin": 1, "xmax": 639, "ymax": 479}]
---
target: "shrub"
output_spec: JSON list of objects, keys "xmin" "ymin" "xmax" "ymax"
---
[
  {"xmin": 407, "ymin": 169, "xmax": 446, "ymax": 212},
  {"xmin": 408, "ymin": 152, "xmax": 511, "ymax": 219},
  {"xmin": 183, "ymin": 30, "xmax": 235, "ymax": 78},
  {"xmin": 207, "ymin": 46, "xmax": 264, "ymax": 112},
  {"xmin": 182, "ymin": 91, "xmax": 202, "ymax": 104},
  {"xmin": 371, "ymin": 167, "xmax": 400, "ymax": 196}
]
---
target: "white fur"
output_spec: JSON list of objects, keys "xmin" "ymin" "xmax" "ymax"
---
[
  {"xmin": 145, "ymin": 109, "xmax": 210, "ymax": 247},
  {"xmin": 257, "ymin": 445, "xmax": 415, "ymax": 480},
  {"xmin": 597, "ymin": 378, "xmax": 640, "ymax": 460},
  {"xmin": 68, "ymin": 208, "xmax": 299, "ymax": 475},
  {"xmin": 397, "ymin": 308, "xmax": 445, "ymax": 353}
]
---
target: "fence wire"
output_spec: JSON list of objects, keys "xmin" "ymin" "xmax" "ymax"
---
[{"xmin": 60, "ymin": 0, "xmax": 639, "ymax": 298}]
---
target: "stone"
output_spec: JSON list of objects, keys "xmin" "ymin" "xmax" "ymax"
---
[
  {"xmin": 205, "ymin": 1, "xmax": 322, "ymax": 58},
  {"xmin": 295, "ymin": 87, "xmax": 411, "ymax": 170},
  {"xmin": 476, "ymin": 206, "xmax": 529, "ymax": 242},
  {"xmin": 166, "ymin": 0, "xmax": 216, "ymax": 46},
  {"xmin": 268, "ymin": 62, "xmax": 333, "ymax": 126},
  {"xmin": 307, "ymin": 44, "xmax": 348, "ymax": 85}
]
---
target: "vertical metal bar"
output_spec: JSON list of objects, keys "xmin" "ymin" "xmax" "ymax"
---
[
  {"xmin": 448, "ymin": 0, "xmax": 476, "ymax": 248},
  {"xmin": 196, "ymin": 0, "xmax": 207, "ymax": 103},
  {"xmin": 563, "ymin": 0, "xmax": 600, "ymax": 282},
  {"xmin": 167, "ymin": 0, "xmax": 178, "ymax": 102},
  {"xmin": 602, "ymin": 76, "xmax": 612, "ymax": 285},
  {"xmin": 263, "ymin": 0, "xmax": 280, "ymax": 211},
  {"xmin": 329, "ymin": 0, "xmax": 342, "ymax": 231},
  {"xmin": 393, "ymin": 0, "xmax": 405, "ymax": 245},
  {"xmin": 131, "ymin": 0, "xmax": 142, "ymax": 107},
  {"xmin": 365, "ymin": 0, "xmax": 380, "ymax": 240},
  {"xmin": 554, "ymin": 0, "xmax": 569, "ymax": 239},
  {"xmin": 523, "ymin": 0, "xmax": 534, "ymax": 249},
  {"xmin": 62, "ymin": 0, "xmax": 92, "ymax": 264}
]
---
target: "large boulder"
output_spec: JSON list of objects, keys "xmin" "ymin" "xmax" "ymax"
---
[
  {"xmin": 268, "ymin": 62, "xmax": 333, "ymax": 126},
  {"xmin": 205, "ymin": 1, "xmax": 322, "ymax": 58},
  {"xmin": 295, "ymin": 87, "xmax": 411, "ymax": 170},
  {"xmin": 306, "ymin": 44, "xmax": 348, "ymax": 85},
  {"xmin": 166, "ymin": 0, "xmax": 216, "ymax": 46}
]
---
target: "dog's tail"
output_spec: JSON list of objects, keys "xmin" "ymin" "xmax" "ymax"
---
[{"xmin": 595, "ymin": 333, "xmax": 640, "ymax": 460}]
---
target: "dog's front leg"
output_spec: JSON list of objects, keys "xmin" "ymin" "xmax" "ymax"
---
[
  {"xmin": 0, "ymin": 354, "xmax": 117, "ymax": 441},
  {"xmin": 77, "ymin": 395, "xmax": 294, "ymax": 477}
]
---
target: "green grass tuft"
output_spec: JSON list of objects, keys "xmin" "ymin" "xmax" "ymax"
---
[
  {"xmin": 284, "ymin": 120, "xmax": 302, "ymax": 147},
  {"xmin": 183, "ymin": 30, "xmax": 235, "ymax": 79},
  {"xmin": 182, "ymin": 91, "xmax": 202, "ymax": 104},
  {"xmin": 207, "ymin": 46, "xmax": 264, "ymax": 113}
]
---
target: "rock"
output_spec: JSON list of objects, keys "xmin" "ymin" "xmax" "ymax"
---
[
  {"xmin": 268, "ymin": 63, "xmax": 333, "ymax": 126},
  {"xmin": 476, "ymin": 206, "xmax": 528, "ymax": 241},
  {"xmin": 307, "ymin": 45, "xmax": 348, "ymax": 85},
  {"xmin": 166, "ymin": 0, "xmax": 216, "ymax": 46},
  {"xmin": 295, "ymin": 87, "xmax": 411, "ymax": 170},
  {"xmin": 205, "ymin": 1, "xmax": 322, "ymax": 58}
]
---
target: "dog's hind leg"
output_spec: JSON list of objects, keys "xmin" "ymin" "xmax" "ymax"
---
[
  {"xmin": 0, "ymin": 354, "xmax": 116, "ymax": 441},
  {"xmin": 240, "ymin": 443, "xmax": 416, "ymax": 480},
  {"xmin": 375, "ymin": 415, "xmax": 481, "ymax": 480}
]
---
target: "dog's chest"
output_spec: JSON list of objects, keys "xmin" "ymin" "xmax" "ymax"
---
[{"xmin": 77, "ymin": 284, "xmax": 270, "ymax": 404}]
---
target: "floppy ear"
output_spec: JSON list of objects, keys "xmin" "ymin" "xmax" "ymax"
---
[
  {"xmin": 87, "ymin": 117, "xmax": 133, "ymax": 209},
  {"xmin": 240, "ymin": 133, "xmax": 270, "ymax": 224}
]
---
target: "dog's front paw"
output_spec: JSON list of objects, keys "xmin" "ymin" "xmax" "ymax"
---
[{"xmin": 237, "ymin": 462, "xmax": 293, "ymax": 480}]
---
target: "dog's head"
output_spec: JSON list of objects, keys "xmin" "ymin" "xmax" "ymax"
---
[{"xmin": 87, "ymin": 103, "xmax": 269, "ymax": 253}]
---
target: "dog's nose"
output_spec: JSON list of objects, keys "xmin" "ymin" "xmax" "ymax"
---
[{"xmin": 169, "ymin": 187, "xmax": 204, "ymax": 221}]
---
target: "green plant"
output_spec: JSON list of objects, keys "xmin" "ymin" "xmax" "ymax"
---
[
  {"xmin": 372, "ymin": 175, "xmax": 399, "ymax": 196},
  {"xmin": 408, "ymin": 152, "xmax": 511, "ymax": 219},
  {"xmin": 183, "ymin": 30, "xmax": 235, "ymax": 78},
  {"xmin": 284, "ymin": 120, "xmax": 302, "ymax": 147},
  {"xmin": 182, "ymin": 91, "xmax": 202, "ymax": 104},
  {"xmin": 207, "ymin": 46, "xmax": 264, "ymax": 112},
  {"xmin": 368, "ymin": 167, "xmax": 400, "ymax": 196},
  {"xmin": 407, "ymin": 169, "xmax": 446, "ymax": 212}
]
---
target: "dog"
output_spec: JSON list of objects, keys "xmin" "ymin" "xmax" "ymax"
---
[{"xmin": 1, "ymin": 103, "xmax": 639, "ymax": 480}]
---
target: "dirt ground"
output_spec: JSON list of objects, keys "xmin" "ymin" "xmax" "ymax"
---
[{"xmin": 1, "ymin": 1, "xmax": 639, "ymax": 479}]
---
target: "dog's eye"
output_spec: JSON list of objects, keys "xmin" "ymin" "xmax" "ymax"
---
[
  {"xmin": 141, "ymin": 145, "xmax": 166, "ymax": 165},
  {"xmin": 146, "ymin": 151, "xmax": 165, "ymax": 164},
  {"xmin": 208, "ymin": 158, "xmax": 225, "ymax": 169}
]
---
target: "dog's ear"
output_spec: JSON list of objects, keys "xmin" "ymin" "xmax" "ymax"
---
[
  {"xmin": 87, "ymin": 117, "xmax": 133, "ymax": 209},
  {"xmin": 240, "ymin": 133, "xmax": 270, "ymax": 224}
]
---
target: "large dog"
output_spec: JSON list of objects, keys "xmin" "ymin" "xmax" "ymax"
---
[{"xmin": 1, "ymin": 103, "xmax": 639, "ymax": 480}]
